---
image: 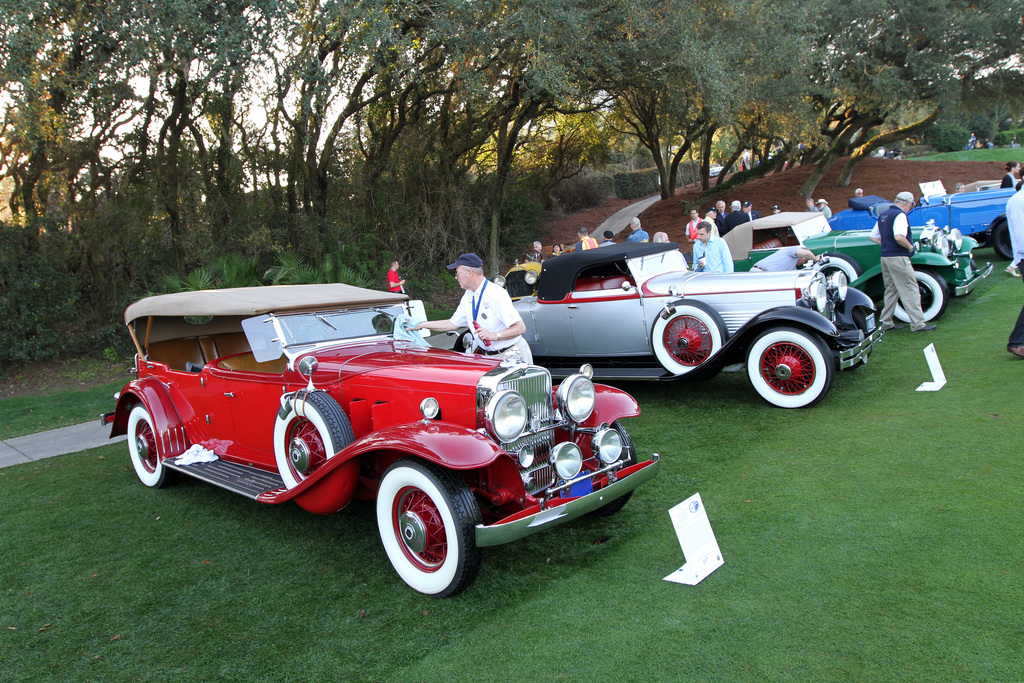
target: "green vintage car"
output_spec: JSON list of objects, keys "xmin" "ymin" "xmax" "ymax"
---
[{"xmin": 724, "ymin": 212, "xmax": 992, "ymax": 323}]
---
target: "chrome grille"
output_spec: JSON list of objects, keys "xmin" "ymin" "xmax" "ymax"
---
[
  {"xmin": 505, "ymin": 270, "xmax": 535, "ymax": 299},
  {"xmin": 486, "ymin": 365, "xmax": 557, "ymax": 496},
  {"xmin": 498, "ymin": 367, "xmax": 552, "ymax": 427}
]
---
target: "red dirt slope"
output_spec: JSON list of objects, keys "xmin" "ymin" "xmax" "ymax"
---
[{"xmin": 540, "ymin": 157, "xmax": 1009, "ymax": 255}]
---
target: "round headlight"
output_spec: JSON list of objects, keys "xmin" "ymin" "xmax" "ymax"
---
[
  {"xmin": 828, "ymin": 271, "xmax": 848, "ymax": 300},
  {"xmin": 551, "ymin": 442, "xmax": 583, "ymax": 480},
  {"xmin": 949, "ymin": 228, "xmax": 963, "ymax": 251},
  {"xmin": 493, "ymin": 275, "xmax": 506, "ymax": 287},
  {"xmin": 556, "ymin": 374, "xmax": 596, "ymax": 423},
  {"xmin": 485, "ymin": 390, "xmax": 528, "ymax": 443},
  {"xmin": 934, "ymin": 234, "xmax": 947, "ymax": 254},
  {"xmin": 524, "ymin": 270, "xmax": 539, "ymax": 285},
  {"xmin": 518, "ymin": 446, "xmax": 535, "ymax": 468},
  {"xmin": 419, "ymin": 397, "xmax": 439, "ymax": 420},
  {"xmin": 592, "ymin": 428, "xmax": 623, "ymax": 464},
  {"xmin": 808, "ymin": 279, "xmax": 827, "ymax": 312}
]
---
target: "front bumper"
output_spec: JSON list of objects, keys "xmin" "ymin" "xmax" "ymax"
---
[
  {"xmin": 954, "ymin": 261, "xmax": 993, "ymax": 296},
  {"xmin": 836, "ymin": 324, "xmax": 884, "ymax": 370},
  {"xmin": 474, "ymin": 454, "xmax": 660, "ymax": 547}
]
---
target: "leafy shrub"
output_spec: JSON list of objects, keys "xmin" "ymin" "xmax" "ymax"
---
[
  {"xmin": 994, "ymin": 128, "xmax": 1024, "ymax": 147},
  {"xmin": 926, "ymin": 123, "xmax": 971, "ymax": 153},
  {"xmin": 0, "ymin": 225, "xmax": 82, "ymax": 369},
  {"xmin": 550, "ymin": 173, "xmax": 613, "ymax": 212},
  {"xmin": 613, "ymin": 168, "xmax": 660, "ymax": 199}
]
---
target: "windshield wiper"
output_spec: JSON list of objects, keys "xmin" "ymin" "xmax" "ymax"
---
[{"xmin": 314, "ymin": 313, "xmax": 337, "ymax": 330}]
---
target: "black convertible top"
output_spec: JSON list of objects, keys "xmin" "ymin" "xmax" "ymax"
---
[
  {"xmin": 537, "ymin": 242, "xmax": 678, "ymax": 301},
  {"xmin": 847, "ymin": 194, "xmax": 888, "ymax": 211}
]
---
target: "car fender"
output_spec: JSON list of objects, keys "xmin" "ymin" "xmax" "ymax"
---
[
  {"xmin": 335, "ymin": 421, "xmax": 506, "ymax": 471},
  {"xmin": 586, "ymin": 384, "xmax": 641, "ymax": 427},
  {"xmin": 910, "ymin": 252, "xmax": 954, "ymax": 268},
  {"xmin": 723, "ymin": 307, "xmax": 839, "ymax": 356},
  {"xmin": 840, "ymin": 286, "xmax": 874, "ymax": 311},
  {"xmin": 850, "ymin": 263, "xmax": 883, "ymax": 289},
  {"xmin": 109, "ymin": 377, "xmax": 190, "ymax": 458}
]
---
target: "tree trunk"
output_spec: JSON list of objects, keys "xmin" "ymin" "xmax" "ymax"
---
[{"xmin": 837, "ymin": 109, "xmax": 941, "ymax": 187}]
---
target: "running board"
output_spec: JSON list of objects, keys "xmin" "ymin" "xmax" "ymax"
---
[{"xmin": 162, "ymin": 458, "xmax": 285, "ymax": 500}]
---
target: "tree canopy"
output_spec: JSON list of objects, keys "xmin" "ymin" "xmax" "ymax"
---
[{"xmin": 1, "ymin": 0, "xmax": 1022, "ymax": 365}]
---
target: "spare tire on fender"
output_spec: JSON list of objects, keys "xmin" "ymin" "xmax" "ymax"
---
[{"xmin": 274, "ymin": 389, "xmax": 354, "ymax": 489}]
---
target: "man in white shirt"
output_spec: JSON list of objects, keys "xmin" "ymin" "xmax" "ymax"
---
[
  {"xmin": 1005, "ymin": 186, "xmax": 1024, "ymax": 357},
  {"xmin": 869, "ymin": 191, "xmax": 934, "ymax": 332},
  {"xmin": 411, "ymin": 253, "xmax": 533, "ymax": 362}
]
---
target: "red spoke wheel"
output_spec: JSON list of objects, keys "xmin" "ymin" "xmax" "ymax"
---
[
  {"xmin": 377, "ymin": 459, "xmax": 482, "ymax": 597},
  {"xmin": 652, "ymin": 302, "xmax": 727, "ymax": 375},
  {"xmin": 746, "ymin": 327, "xmax": 834, "ymax": 408},
  {"xmin": 127, "ymin": 404, "xmax": 169, "ymax": 488},
  {"xmin": 274, "ymin": 389, "xmax": 353, "ymax": 489}
]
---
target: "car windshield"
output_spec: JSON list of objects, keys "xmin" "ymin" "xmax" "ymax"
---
[
  {"xmin": 242, "ymin": 304, "xmax": 406, "ymax": 362},
  {"xmin": 628, "ymin": 249, "xmax": 688, "ymax": 282}
]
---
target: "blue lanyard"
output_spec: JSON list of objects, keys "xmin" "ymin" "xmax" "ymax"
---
[{"xmin": 471, "ymin": 279, "xmax": 488, "ymax": 322}]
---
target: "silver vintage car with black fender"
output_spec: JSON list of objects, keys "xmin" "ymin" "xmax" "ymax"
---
[{"xmin": 507, "ymin": 243, "xmax": 882, "ymax": 409}]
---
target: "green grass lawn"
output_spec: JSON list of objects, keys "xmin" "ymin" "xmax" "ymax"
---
[
  {"xmin": 3, "ymin": 251, "xmax": 1023, "ymax": 681},
  {"xmin": 0, "ymin": 380, "xmax": 126, "ymax": 439},
  {"xmin": 915, "ymin": 148, "xmax": 1021, "ymax": 162}
]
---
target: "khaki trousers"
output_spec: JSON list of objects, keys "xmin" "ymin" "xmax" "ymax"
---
[{"xmin": 880, "ymin": 256, "xmax": 926, "ymax": 330}]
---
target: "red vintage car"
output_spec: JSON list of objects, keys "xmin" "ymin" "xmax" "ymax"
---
[{"xmin": 105, "ymin": 284, "xmax": 659, "ymax": 596}]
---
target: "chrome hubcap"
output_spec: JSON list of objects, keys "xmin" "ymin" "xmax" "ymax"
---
[
  {"xmin": 774, "ymin": 364, "xmax": 793, "ymax": 380},
  {"xmin": 289, "ymin": 438, "xmax": 311, "ymax": 474},
  {"xmin": 399, "ymin": 511, "xmax": 427, "ymax": 553},
  {"xmin": 135, "ymin": 436, "xmax": 148, "ymax": 459}
]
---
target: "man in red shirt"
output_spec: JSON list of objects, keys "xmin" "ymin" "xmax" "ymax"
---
[{"xmin": 387, "ymin": 260, "xmax": 405, "ymax": 293}]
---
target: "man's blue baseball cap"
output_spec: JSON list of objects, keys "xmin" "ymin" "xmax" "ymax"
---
[{"xmin": 447, "ymin": 253, "xmax": 484, "ymax": 269}]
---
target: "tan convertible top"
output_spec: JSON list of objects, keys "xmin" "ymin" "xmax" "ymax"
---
[
  {"xmin": 723, "ymin": 212, "xmax": 829, "ymax": 260},
  {"xmin": 125, "ymin": 284, "xmax": 407, "ymax": 324}
]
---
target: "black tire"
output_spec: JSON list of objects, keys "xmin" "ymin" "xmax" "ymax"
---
[
  {"xmin": 746, "ymin": 327, "xmax": 835, "ymax": 409},
  {"xmin": 274, "ymin": 390, "xmax": 354, "ymax": 489},
  {"xmin": 127, "ymin": 404, "xmax": 171, "ymax": 488},
  {"xmin": 820, "ymin": 252, "xmax": 862, "ymax": 281},
  {"xmin": 588, "ymin": 421, "xmax": 637, "ymax": 518},
  {"xmin": 990, "ymin": 219, "xmax": 1012, "ymax": 261},
  {"xmin": 894, "ymin": 269, "xmax": 949, "ymax": 323},
  {"xmin": 376, "ymin": 459, "xmax": 483, "ymax": 597}
]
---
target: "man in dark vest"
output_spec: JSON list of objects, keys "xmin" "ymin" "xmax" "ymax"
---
[{"xmin": 868, "ymin": 191, "xmax": 936, "ymax": 332}]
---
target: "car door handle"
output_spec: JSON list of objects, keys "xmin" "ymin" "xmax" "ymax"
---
[
  {"xmin": 568, "ymin": 305, "xmax": 578, "ymax": 309},
  {"xmin": 223, "ymin": 392, "xmax": 235, "ymax": 398}
]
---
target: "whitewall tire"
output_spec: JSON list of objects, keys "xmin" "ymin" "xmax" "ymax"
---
[
  {"xmin": 651, "ymin": 302, "xmax": 727, "ymax": 375},
  {"xmin": 127, "ymin": 404, "xmax": 169, "ymax": 488},
  {"xmin": 376, "ymin": 459, "xmax": 482, "ymax": 597},
  {"xmin": 274, "ymin": 390, "xmax": 353, "ymax": 489},
  {"xmin": 894, "ymin": 270, "xmax": 948, "ymax": 323},
  {"xmin": 746, "ymin": 327, "xmax": 834, "ymax": 409}
]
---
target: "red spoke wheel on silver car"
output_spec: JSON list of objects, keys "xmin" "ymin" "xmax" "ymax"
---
[
  {"xmin": 746, "ymin": 327, "xmax": 834, "ymax": 409},
  {"xmin": 651, "ymin": 301, "xmax": 726, "ymax": 375},
  {"xmin": 127, "ymin": 404, "xmax": 169, "ymax": 488},
  {"xmin": 376, "ymin": 459, "xmax": 482, "ymax": 597},
  {"xmin": 274, "ymin": 390, "xmax": 353, "ymax": 489}
]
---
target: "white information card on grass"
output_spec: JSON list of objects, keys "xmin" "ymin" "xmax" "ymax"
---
[
  {"xmin": 664, "ymin": 492, "xmax": 723, "ymax": 585},
  {"xmin": 916, "ymin": 343, "xmax": 946, "ymax": 392}
]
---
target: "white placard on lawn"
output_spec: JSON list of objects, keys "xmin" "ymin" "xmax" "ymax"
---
[
  {"xmin": 916, "ymin": 343, "xmax": 946, "ymax": 392},
  {"xmin": 664, "ymin": 492, "xmax": 723, "ymax": 585}
]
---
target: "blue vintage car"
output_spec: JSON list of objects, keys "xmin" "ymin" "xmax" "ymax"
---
[{"xmin": 828, "ymin": 184, "xmax": 1015, "ymax": 260}]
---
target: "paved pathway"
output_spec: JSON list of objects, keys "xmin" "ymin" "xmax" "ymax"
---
[
  {"xmin": 593, "ymin": 194, "xmax": 662, "ymax": 238},
  {"xmin": 1, "ymin": 421, "xmax": 125, "ymax": 469},
  {"xmin": 0, "ymin": 333, "xmax": 459, "ymax": 471}
]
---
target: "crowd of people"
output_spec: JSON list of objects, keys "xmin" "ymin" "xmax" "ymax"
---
[{"xmin": 399, "ymin": 166, "xmax": 1024, "ymax": 360}]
